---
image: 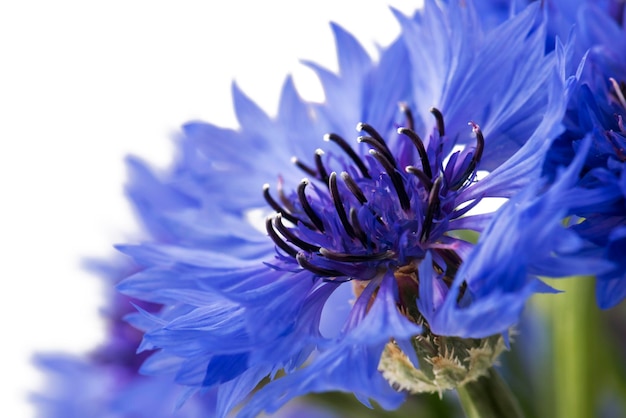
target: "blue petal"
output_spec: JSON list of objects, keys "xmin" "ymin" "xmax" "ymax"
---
[
  {"xmin": 596, "ymin": 226, "xmax": 626, "ymax": 308},
  {"xmin": 115, "ymin": 243, "xmax": 264, "ymax": 270},
  {"xmin": 332, "ymin": 22, "xmax": 371, "ymax": 83},
  {"xmin": 232, "ymin": 82, "xmax": 274, "ymax": 136},
  {"xmin": 397, "ymin": 1, "xmax": 561, "ymax": 171},
  {"xmin": 428, "ymin": 136, "xmax": 609, "ymax": 338},
  {"xmin": 237, "ymin": 272, "xmax": 419, "ymax": 417}
]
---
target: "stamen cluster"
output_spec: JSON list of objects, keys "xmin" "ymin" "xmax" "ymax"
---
[{"xmin": 263, "ymin": 108, "xmax": 485, "ymax": 302}]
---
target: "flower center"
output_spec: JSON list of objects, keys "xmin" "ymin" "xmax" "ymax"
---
[{"xmin": 263, "ymin": 106, "xmax": 484, "ymax": 301}]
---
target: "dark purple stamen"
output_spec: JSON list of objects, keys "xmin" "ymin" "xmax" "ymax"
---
[
  {"xmin": 314, "ymin": 149, "xmax": 330, "ymax": 185},
  {"xmin": 421, "ymin": 177, "xmax": 442, "ymax": 242},
  {"xmin": 319, "ymin": 248, "xmax": 395, "ymax": 262},
  {"xmin": 324, "ymin": 133, "xmax": 370, "ymax": 178},
  {"xmin": 265, "ymin": 217, "xmax": 298, "ymax": 257},
  {"xmin": 358, "ymin": 135, "xmax": 397, "ymax": 168},
  {"xmin": 349, "ymin": 207, "xmax": 369, "ymax": 247},
  {"xmin": 370, "ymin": 149, "xmax": 411, "ymax": 211},
  {"xmin": 471, "ymin": 123, "xmax": 484, "ymax": 163},
  {"xmin": 405, "ymin": 166, "xmax": 433, "ymax": 191},
  {"xmin": 449, "ymin": 122, "xmax": 485, "ymax": 191},
  {"xmin": 277, "ymin": 181, "xmax": 296, "ymax": 213},
  {"xmin": 399, "ymin": 102, "xmax": 415, "ymax": 131},
  {"xmin": 430, "ymin": 107, "xmax": 445, "ymax": 137},
  {"xmin": 297, "ymin": 180, "xmax": 325, "ymax": 232},
  {"xmin": 263, "ymin": 184, "xmax": 308, "ymax": 227},
  {"xmin": 274, "ymin": 215, "xmax": 321, "ymax": 253},
  {"xmin": 357, "ymin": 122, "xmax": 394, "ymax": 158},
  {"xmin": 329, "ymin": 172, "xmax": 357, "ymax": 239},
  {"xmin": 340, "ymin": 171, "xmax": 367, "ymax": 204},
  {"xmin": 296, "ymin": 252, "xmax": 345, "ymax": 277},
  {"xmin": 398, "ymin": 127, "xmax": 433, "ymax": 179},
  {"xmin": 291, "ymin": 157, "xmax": 317, "ymax": 178}
]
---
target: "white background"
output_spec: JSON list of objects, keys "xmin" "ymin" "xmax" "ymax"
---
[{"xmin": 0, "ymin": 1, "xmax": 421, "ymax": 416}]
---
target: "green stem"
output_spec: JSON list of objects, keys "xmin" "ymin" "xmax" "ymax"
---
[
  {"xmin": 549, "ymin": 277, "xmax": 594, "ymax": 418},
  {"xmin": 457, "ymin": 367, "xmax": 524, "ymax": 418}
]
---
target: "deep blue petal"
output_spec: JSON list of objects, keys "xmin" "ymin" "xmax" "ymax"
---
[
  {"xmin": 596, "ymin": 226, "xmax": 626, "ymax": 308},
  {"xmin": 428, "ymin": 137, "xmax": 612, "ymax": 338}
]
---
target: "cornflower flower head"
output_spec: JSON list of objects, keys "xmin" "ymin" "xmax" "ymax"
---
[
  {"xmin": 116, "ymin": 1, "xmax": 590, "ymax": 416},
  {"xmin": 539, "ymin": 0, "xmax": 626, "ymax": 308}
]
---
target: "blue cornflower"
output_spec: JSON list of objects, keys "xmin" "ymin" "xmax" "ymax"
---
[
  {"xmin": 536, "ymin": 0, "xmax": 626, "ymax": 308},
  {"xmin": 116, "ymin": 1, "xmax": 584, "ymax": 416},
  {"xmin": 474, "ymin": 0, "xmax": 626, "ymax": 309}
]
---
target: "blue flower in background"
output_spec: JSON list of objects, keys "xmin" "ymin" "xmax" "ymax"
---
[
  {"xmin": 474, "ymin": 0, "xmax": 626, "ymax": 309},
  {"xmin": 34, "ymin": 355, "xmax": 212, "ymax": 418},
  {"xmin": 534, "ymin": 0, "xmax": 626, "ymax": 308},
  {"xmin": 108, "ymin": 1, "xmax": 601, "ymax": 416},
  {"xmin": 32, "ymin": 261, "xmax": 214, "ymax": 418}
]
